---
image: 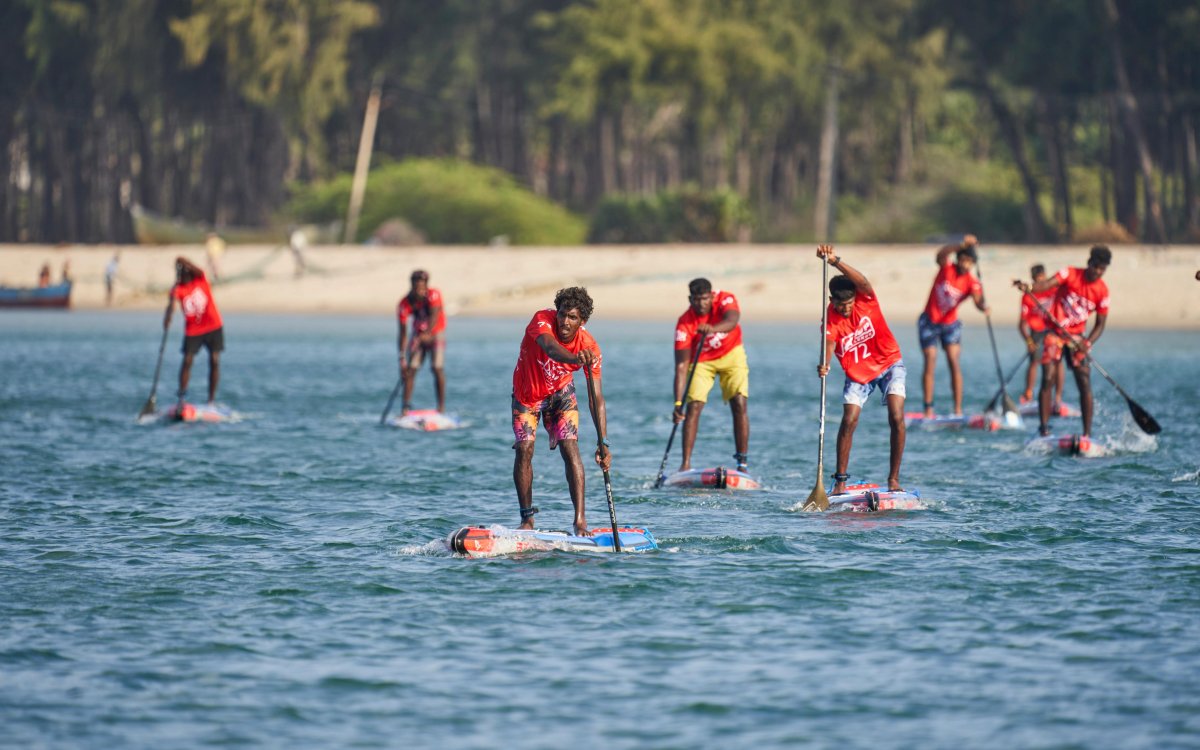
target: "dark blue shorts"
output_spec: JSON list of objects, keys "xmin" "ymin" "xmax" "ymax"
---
[{"xmin": 917, "ymin": 312, "xmax": 962, "ymax": 350}]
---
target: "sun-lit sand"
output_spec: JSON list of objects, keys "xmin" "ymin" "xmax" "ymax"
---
[{"xmin": 3, "ymin": 243, "xmax": 1196, "ymax": 327}]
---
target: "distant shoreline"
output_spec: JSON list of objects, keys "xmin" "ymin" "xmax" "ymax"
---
[{"xmin": 3, "ymin": 243, "xmax": 1198, "ymax": 328}]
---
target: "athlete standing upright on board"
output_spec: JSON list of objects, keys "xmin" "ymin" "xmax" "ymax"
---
[
  {"xmin": 165, "ymin": 256, "xmax": 224, "ymax": 406},
  {"xmin": 673, "ymin": 279, "xmax": 750, "ymax": 473},
  {"xmin": 1014, "ymin": 245, "xmax": 1111, "ymax": 438},
  {"xmin": 397, "ymin": 269, "xmax": 446, "ymax": 414},
  {"xmin": 918, "ymin": 234, "xmax": 989, "ymax": 418},
  {"xmin": 511, "ymin": 287, "xmax": 610, "ymax": 537},
  {"xmin": 1018, "ymin": 264, "xmax": 1064, "ymax": 409},
  {"xmin": 816, "ymin": 245, "xmax": 906, "ymax": 495}
]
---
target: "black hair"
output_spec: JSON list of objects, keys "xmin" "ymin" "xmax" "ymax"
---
[
  {"xmin": 688, "ymin": 278, "xmax": 712, "ymax": 297},
  {"xmin": 956, "ymin": 245, "xmax": 978, "ymax": 262},
  {"xmin": 829, "ymin": 275, "xmax": 857, "ymax": 303},
  {"xmin": 1088, "ymin": 245, "xmax": 1112, "ymax": 266},
  {"xmin": 411, "ymin": 269, "xmax": 429, "ymax": 281},
  {"xmin": 554, "ymin": 286, "xmax": 594, "ymax": 321},
  {"xmin": 1030, "ymin": 263, "xmax": 1046, "ymax": 278}
]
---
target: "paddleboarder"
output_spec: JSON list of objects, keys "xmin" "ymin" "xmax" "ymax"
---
[
  {"xmin": 397, "ymin": 269, "xmax": 446, "ymax": 414},
  {"xmin": 164, "ymin": 256, "xmax": 224, "ymax": 406},
  {"xmin": 511, "ymin": 287, "xmax": 611, "ymax": 537},
  {"xmin": 1018, "ymin": 264, "xmax": 1064, "ymax": 410},
  {"xmin": 815, "ymin": 246, "xmax": 906, "ymax": 495},
  {"xmin": 673, "ymin": 279, "xmax": 750, "ymax": 473},
  {"xmin": 1014, "ymin": 245, "xmax": 1111, "ymax": 438},
  {"xmin": 917, "ymin": 234, "xmax": 989, "ymax": 418}
]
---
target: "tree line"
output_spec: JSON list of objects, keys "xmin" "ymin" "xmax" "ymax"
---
[{"xmin": 2, "ymin": 0, "xmax": 1198, "ymax": 244}]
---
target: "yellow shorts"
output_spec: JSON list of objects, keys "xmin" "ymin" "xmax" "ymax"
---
[{"xmin": 687, "ymin": 345, "xmax": 749, "ymax": 404}]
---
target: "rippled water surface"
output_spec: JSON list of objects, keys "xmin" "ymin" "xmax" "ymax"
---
[{"xmin": 2, "ymin": 311, "xmax": 1198, "ymax": 748}]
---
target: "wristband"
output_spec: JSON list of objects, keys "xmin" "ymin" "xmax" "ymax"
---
[
  {"xmin": 598, "ymin": 439, "xmax": 610, "ymax": 448},
  {"xmin": 829, "ymin": 255, "xmax": 841, "ymax": 266},
  {"xmin": 674, "ymin": 400, "xmax": 683, "ymax": 407}
]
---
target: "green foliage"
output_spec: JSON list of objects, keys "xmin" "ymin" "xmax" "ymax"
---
[
  {"xmin": 287, "ymin": 158, "xmax": 587, "ymax": 245},
  {"xmin": 587, "ymin": 187, "xmax": 750, "ymax": 243}
]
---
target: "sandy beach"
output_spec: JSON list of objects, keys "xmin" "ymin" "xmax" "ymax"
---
[{"xmin": 3, "ymin": 243, "xmax": 1196, "ymax": 328}]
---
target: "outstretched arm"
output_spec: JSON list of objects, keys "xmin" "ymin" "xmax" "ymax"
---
[
  {"xmin": 537, "ymin": 334, "xmax": 593, "ymax": 366},
  {"xmin": 816, "ymin": 245, "xmax": 874, "ymax": 297},
  {"xmin": 937, "ymin": 233, "xmax": 977, "ymax": 266}
]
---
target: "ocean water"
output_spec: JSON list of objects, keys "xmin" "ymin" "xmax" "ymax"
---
[{"xmin": 2, "ymin": 311, "xmax": 1198, "ymax": 749}]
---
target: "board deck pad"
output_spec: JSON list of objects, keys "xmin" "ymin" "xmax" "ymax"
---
[
  {"xmin": 137, "ymin": 402, "xmax": 238, "ymax": 424},
  {"xmin": 447, "ymin": 525, "xmax": 658, "ymax": 557},
  {"xmin": 387, "ymin": 409, "xmax": 465, "ymax": 431},
  {"xmin": 1025, "ymin": 433, "xmax": 1107, "ymax": 457},
  {"xmin": 661, "ymin": 467, "xmax": 761, "ymax": 490},
  {"xmin": 827, "ymin": 482, "xmax": 924, "ymax": 512}
]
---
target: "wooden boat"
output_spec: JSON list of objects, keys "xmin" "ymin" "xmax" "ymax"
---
[{"xmin": 0, "ymin": 281, "xmax": 72, "ymax": 309}]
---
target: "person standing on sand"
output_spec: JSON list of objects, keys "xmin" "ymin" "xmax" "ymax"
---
[
  {"xmin": 918, "ymin": 234, "xmax": 989, "ymax": 418},
  {"xmin": 165, "ymin": 256, "xmax": 225, "ymax": 407},
  {"xmin": 511, "ymin": 287, "xmax": 610, "ymax": 537},
  {"xmin": 104, "ymin": 252, "xmax": 119, "ymax": 305},
  {"xmin": 1014, "ymin": 245, "xmax": 1110, "ymax": 438},
  {"xmin": 1018, "ymin": 264, "xmax": 1064, "ymax": 410},
  {"xmin": 816, "ymin": 245, "xmax": 907, "ymax": 496},
  {"xmin": 397, "ymin": 269, "xmax": 446, "ymax": 414},
  {"xmin": 672, "ymin": 278, "xmax": 750, "ymax": 473}
]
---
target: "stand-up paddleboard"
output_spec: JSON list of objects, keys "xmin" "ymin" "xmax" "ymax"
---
[
  {"xmin": 387, "ymin": 409, "xmax": 465, "ymax": 431},
  {"xmin": 905, "ymin": 412, "xmax": 1002, "ymax": 431},
  {"xmin": 827, "ymin": 482, "xmax": 924, "ymax": 512},
  {"xmin": 1017, "ymin": 401, "xmax": 1081, "ymax": 418},
  {"xmin": 137, "ymin": 402, "xmax": 238, "ymax": 424},
  {"xmin": 447, "ymin": 525, "xmax": 658, "ymax": 557},
  {"xmin": 661, "ymin": 466, "xmax": 761, "ymax": 490},
  {"xmin": 1025, "ymin": 433, "xmax": 1107, "ymax": 458}
]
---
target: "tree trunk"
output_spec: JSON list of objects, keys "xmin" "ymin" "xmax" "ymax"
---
[
  {"xmin": 814, "ymin": 63, "xmax": 840, "ymax": 243},
  {"xmin": 1110, "ymin": 98, "xmax": 1138, "ymax": 235},
  {"xmin": 1184, "ymin": 115, "xmax": 1199, "ymax": 235},
  {"xmin": 1036, "ymin": 92, "xmax": 1072, "ymax": 238},
  {"xmin": 896, "ymin": 87, "xmax": 914, "ymax": 184},
  {"xmin": 976, "ymin": 74, "xmax": 1051, "ymax": 242}
]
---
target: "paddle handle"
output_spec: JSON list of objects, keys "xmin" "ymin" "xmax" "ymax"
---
[
  {"xmin": 654, "ymin": 339, "xmax": 704, "ymax": 487},
  {"xmin": 141, "ymin": 295, "xmax": 174, "ymax": 414},
  {"xmin": 582, "ymin": 363, "xmax": 620, "ymax": 551}
]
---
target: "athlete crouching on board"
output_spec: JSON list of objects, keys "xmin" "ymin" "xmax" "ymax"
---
[
  {"xmin": 511, "ymin": 287, "xmax": 611, "ymax": 537},
  {"xmin": 397, "ymin": 269, "xmax": 446, "ymax": 414},
  {"xmin": 1013, "ymin": 245, "xmax": 1110, "ymax": 438},
  {"xmin": 918, "ymin": 234, "xmax": 988, "ymax": 418},
  {"xmin": 165, "ymin": 256, "xmax": 224, "ymax": 406},
  {"xmin": 815, "ymin": 246, "xmax": 906, "ymax": 495},
  {"xmin": 673, "ymin": 278, "xmax": 750, "ymax": 472}
]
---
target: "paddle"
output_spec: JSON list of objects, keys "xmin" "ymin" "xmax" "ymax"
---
[
  {"xmin": 378, "ymin": 371, "xmax": 406, "ymax": 425},
  {"xmin": 139, "ymin": 295, "xmax": 175, "ymax": 418},
  {"xmin": 802, "ymin": 254, "xmax": 831, "ymax": 512},
  {"xmin": 653, "ymin": 338, "xmax": 704, "ymax": 488},
  {"xmin": 984, "ymin": 354, "xmax": 1031, "ymax": 414},
  {"xmin": 582, "ymin": 362, "xmax": 621, "ymax": 551},
  {"xmin": 1018, "ymin": 287, "xmax": 1161, "ymax": 435},
  {"xmin": 974, "ymin": 256, "xmax": 1019, "ymax": 417}
]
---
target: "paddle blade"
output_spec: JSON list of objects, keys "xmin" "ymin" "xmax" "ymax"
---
[
  {"xmin": 652, "ymin": 474, "xmax": 665, "ymax": 489},
  {"xmin": 801, "ymin": 465, "xmax": 829, "ymax": 512},
  {"xmin": 1128, "ymin": 398, "xmax": 1162, "ymax": 435},
  {"xmin": 139, "ymin": 396, "xmax": 156, "ymax": 418}
]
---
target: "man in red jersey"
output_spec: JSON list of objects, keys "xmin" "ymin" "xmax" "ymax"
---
[
  {"xmin": 673, "ymin": 278, "xmax": 750, "ymax": 473},
  {"xmin": 815, "ymin": 246, "xmax": 906, "ymax": 495},
  {"xmin": 511, "ymin": 287, "xmax": 611, "ymax": 537},
  {"xmin": 397, "ymin": 269, "xmax": 446, "ymax": 414},
  {"xmin": 164, "ymin": 256, "xmax": 224, "ymax": 406},
  {"xmin": 1018, "ymin": 264, "xmax": 1064, "ymax": 409},
  {"xmin": 1014, "ymin": 245, "xmax": 1111, "ymax": 437},
  {"xmin": 917, "ymin": 234, "xmax": 989, "ymax": 418}
]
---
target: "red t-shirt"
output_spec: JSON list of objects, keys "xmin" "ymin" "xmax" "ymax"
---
[
  {"xmin": 1020, "ymin": 288, "xmax": 1057, "ymax": 333},
  {"xmin": 675, "ymin": 290, "xmax": 743, "ymax": 362},
  {"xmin": 826, "ymin": 291, "xmax": 902, "ymax": 384},
  {"xmin": 1050, "ymin": 267, "xmax": 1109, "ymax": 335},
  {"xmin": 922, "ymin": 262, "xmax": 981, "ymax": 325},
  {"xmin": 512, "ymin": 309, "xmax": 602, "ymax": 407},
  {"xmin": 172, "ymin": 273, "xmax": 222, "ymax": 336},
  {"xmin": 397, "ymin": 288, "xmax": 446, "ymax": 334}
]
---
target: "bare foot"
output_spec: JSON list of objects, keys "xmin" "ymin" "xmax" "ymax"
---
[
  {"xmin": 832, "ymin": 481, "xmax": 847, "ymax": 495},
  {"xmin": 923, "ymin": 409, "xmax": 934, "ymax": 419},
  {"xmin": 678, "ymin": 463, "xmax": 690, "ymax": 472},
  {"xmin": 573, "ymin": 522, "xmax": 592, "ymax": 537},
  {"xmin": 887, "ymin": 479, "xmax": 903, "ymax": 491},
  {"xmin": 518, "ymin": 519, "xmax": 534, "ymax": 530}
]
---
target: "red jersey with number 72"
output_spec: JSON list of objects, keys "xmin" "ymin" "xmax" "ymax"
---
[
  {"xmin": 172, "ymin": 272, "xmax": 222, "ymax": 336},
  {"xmin": 512, "ymin": 309, "xmax": 602, "ymax": 407},
  {"xmin": 1050, "ymin": 267, "xmax": 1109, "ymax": 335},
  {"xmin": 826, "ymin": 292, "xmax": 902, "ymax": 384},
  {"xmin": 675, "ymin": 290, "xmax": 743, "ymax": 362}
]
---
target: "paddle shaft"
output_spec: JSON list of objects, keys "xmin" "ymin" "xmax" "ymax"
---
[
  {"xmin": 975, "ymin": 259, "xmax": 1016, "ymax": 413},
  {"xmin": 986, "ymin": 354, "xmax": 1031, "ymax": 412},
  {"xmin": 803, "ymin": 253, "xmax": 831, "ymax": 512},
  {"xmin": 1020, "ymin": 289, "xmax": 1160, "ymax": 434},
  {"xmin": 140, "ymin": 295, "xmax": 174, "ymax": 415},
  {"xmin": 379, "ymin": 340, "xmax": 412, "ymax": 424},
  {"xmin": 654, "ymin": 338, "xmax": 704, "ymax": 487},
  {"xmin": 582, "ymin": 363, "xmax": 620, "ymax": 551}
]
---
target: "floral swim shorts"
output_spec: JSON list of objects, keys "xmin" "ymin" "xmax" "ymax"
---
[{"xmin": 512, "ymin": 383, "xmax": 580, "ymax": 450}]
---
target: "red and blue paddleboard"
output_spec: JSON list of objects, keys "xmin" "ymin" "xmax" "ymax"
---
[
  {"xmin": 138, "ymin": 402, "xmax": 237, "ymax": 424},
  {"xmin": 1025, "ymin": 433, "xmax": 1107, "ymax": 457},
  {"xmin": 661, "ymin": 466, "xmax": 760, "ymax": 490},
  {"xmin": 1018, "ymin": 401, "xmax": 1081, "ymax": 418},
  {"xmin": 826, "ymin": 482, "xmax": 924, "ymax": 512},
  {"xmin": 905, "ymin": 412, "xmax": 1002, "ymax": 431},
  {"xmin": 387, "ymin": 409, "xmax": 465, "ymax": 431},
  {"xmin": 447, "ymin": 525, "xmax": 658, "ymax": 557}
]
